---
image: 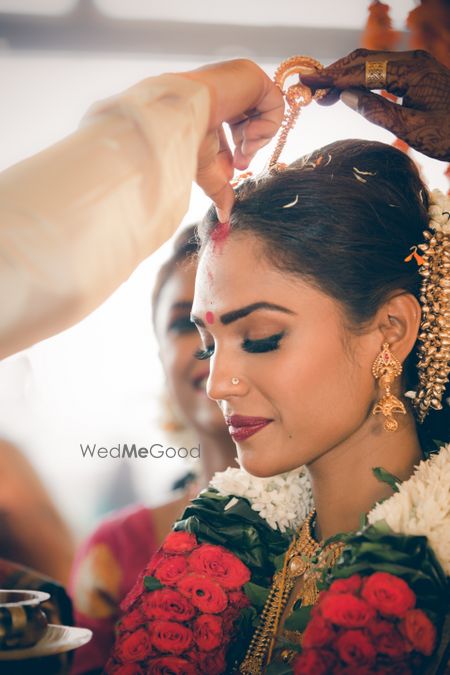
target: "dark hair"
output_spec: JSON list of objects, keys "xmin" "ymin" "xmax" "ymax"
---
[
  {"xmin": 198, "ymin": 139, "xmax": 449, "ymax": 450},
  {"xmin": 151, "ymin": 224, "xmax": 199, "ymax": 326}
]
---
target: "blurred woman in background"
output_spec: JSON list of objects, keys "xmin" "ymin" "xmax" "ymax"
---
[{"xmin": 69, "ymin": 226, "xmax": 236, "ymax": 674}]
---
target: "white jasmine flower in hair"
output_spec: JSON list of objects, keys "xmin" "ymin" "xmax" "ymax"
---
[
  {"xmin": 210, "ymin": 465, "xmax": 313, "ymax": 532},
  {"xmin": 428, "ymin": 189, "xmax": 450, "ymax": 235},
  {"xmin": 368, "ymin": 444, "xmax": 450, "ymax": 575}
]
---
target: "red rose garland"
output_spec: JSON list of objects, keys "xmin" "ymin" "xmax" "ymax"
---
[
  {"xmin": 105, "ymin": 531, "xmax": 251, "ymax": 674},
  {"xmin": 293, "ymin": 572, "xmax": 437, "ymax": 674}
]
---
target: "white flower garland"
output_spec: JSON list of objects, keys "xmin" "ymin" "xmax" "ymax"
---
[
  {"xmin": 428, "ymin": 189, "xmax": 450, "ymax": 235},
  {"xmin": 211, "ymin": 444, "xmax": 449, "ymax": 572},
  {"xmin": 210, "ymin": 465, "xmax": 313, "ymax": 533},
  {"xmin": 404, "ymin": 190, "xmax": 450, "ymax": 404},
  {"xmin": 368, "ymin": 443, "xmax": 450, "ymax": 576}
]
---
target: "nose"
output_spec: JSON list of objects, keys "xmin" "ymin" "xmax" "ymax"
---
[{"xmin": 206, "ymin": 353, "xmax": 248, "ymax": 402}]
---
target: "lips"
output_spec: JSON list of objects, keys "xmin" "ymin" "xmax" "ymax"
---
[{"xmin": 224, "ymin": 415, "xmax": 273, "ymax": 441}]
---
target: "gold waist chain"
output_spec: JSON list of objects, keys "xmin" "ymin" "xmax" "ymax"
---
[{"xmin": 239, "ymin": 510, "xmax": 344, "ymax": 674}]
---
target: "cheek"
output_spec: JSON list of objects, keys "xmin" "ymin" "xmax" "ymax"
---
[{"xmin": 271, "ymin": 334, "xmax": 369, "ymax": 425}]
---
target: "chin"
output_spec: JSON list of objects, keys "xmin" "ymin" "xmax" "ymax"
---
[{"xmin": 238, "ymin": 450, "xmax": 289, "ymax": 478}]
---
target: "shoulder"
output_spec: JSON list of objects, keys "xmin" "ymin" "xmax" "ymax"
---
[
  {"xmin": 70, "ymin": 504, "xmax": 153, "ymax": 617},
  {"xmin": 75, "ymin": 503, "xmax": 157, "ymax": 562}
]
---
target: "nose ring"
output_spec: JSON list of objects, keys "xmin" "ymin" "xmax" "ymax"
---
[{"xmin": 231, "ymin": 377, "xmax": 240, "ymax": 385}]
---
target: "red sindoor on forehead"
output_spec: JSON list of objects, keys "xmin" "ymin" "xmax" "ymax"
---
[
  {"xmin": 205, "ymin": 311, "xmax": 215, "ymax": 325},
  {"xmin": 211, "ymin": 221, "xmax": 231, "ymax": 251}
]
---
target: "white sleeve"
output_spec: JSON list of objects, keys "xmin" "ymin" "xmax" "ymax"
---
[{"xmin": 0, "ymin": 74, "xmax": 210, "ymax": 359}]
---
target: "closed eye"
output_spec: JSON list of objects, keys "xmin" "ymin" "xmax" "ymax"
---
[
  {"xmin": 193, "ymin": 331, "xmax": 285, "ymax": 361},
  {"xmin": 243, "ymin": 331, "xmax": 285, "ymax": 353},
  {"xmin": 194, "ymin": 344, "xmax": 214, "ymax": 361}
]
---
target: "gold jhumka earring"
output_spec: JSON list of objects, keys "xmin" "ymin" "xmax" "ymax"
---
[{"xmin": 372, "ymin": 343, "xmax": 406, "ymax": 432}]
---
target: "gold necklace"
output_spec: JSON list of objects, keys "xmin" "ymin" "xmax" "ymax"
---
[{"xmin": 239, "ymin": 510, "xmax": 344, "ymax": 674}]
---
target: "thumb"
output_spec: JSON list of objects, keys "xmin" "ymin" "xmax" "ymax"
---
[
  {"xmin": 339, "ymin": 87, "xmax": 418, "ymax": 141},
  {"xmin": 196, "ymin": 127, "xmax": 235, "ymax": 222},
  {"xmin": 212, "ymin": 183, "xmax": 235, "ymax": 224},
  {"xmin": 197, "ymin": 156, "xmax": 235, "ymax": 223}
]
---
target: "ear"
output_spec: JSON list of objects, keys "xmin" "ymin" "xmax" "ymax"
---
[{"xmin": 375, "ymin": 292, "xmax": 421, "ymax": 362}]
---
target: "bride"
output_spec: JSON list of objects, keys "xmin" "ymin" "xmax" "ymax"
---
[{"xmin": 105, "ymin": 139, "xmax": 449, "ymax": 674}]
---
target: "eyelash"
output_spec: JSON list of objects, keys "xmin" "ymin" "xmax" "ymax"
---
[{"xmin": 194, "ymin": 332, "xmax": 285, "ymax": 361}]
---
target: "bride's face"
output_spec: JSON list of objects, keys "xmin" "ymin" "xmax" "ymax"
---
[{"xmin": 191, "ymin": 232, "xmax": 381, "ymax": 477}]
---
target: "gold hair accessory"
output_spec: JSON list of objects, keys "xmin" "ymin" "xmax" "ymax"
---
[
  {"xmin": 372, "ymin": 343, "xmax": 406, "ymax": 432},
  {"xmin": 268, "ymin": 56, "xmax": 326, "ymax": 169},
  {"xmin": 239, "ymin": 510, "xmax": 343, "ymax": 674},
  {"xmin": 231, "ymin": 377, "xmax": 240, "ymax": 385},
  {"xmin": 414, "ymin": 189, "xmax": 450, "ymax": 423},
  {"xmin": 230, "ymin": 171, "xmax": 253, "ymax": 188},
  {"xmin": 365, "ymin": 60, "xmax": 388, "ymax": 89}
]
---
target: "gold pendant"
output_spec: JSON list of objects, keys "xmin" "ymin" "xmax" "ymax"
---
[{"xmin": 288, "ymin": 555, "xmax": 308, "ymax": 576}]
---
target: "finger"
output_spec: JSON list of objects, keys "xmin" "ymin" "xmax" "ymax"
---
[
  {"xmin": 304, "ymin": 49, "xmax": 427, "ymax": 98},
  {"xmin": 339, "ymin": 87, "xmax": 425, "ymax": 143},
  {"xmin": 300, "ymin": 73, "xmax": 334, "ymax": 89},
  {"xmin": 213, "ymin": 183, "xmax": 235, "ymax": 223},
  {"xmin": 197, "ymin": 128, "xmax": 235, "ymax": 221},
  {"xmin": 314, "ymin": 87, "xmax": 341, "ymax": 107},
  {"xmin": 231, "ymin": 117, "xmax": 280, "ymax": 166},
  {"xmin": 233, "ymin": 136, "xmax": 272, "ymax": 170},
  {"xmin": 323, "ymin": 48, "xmax": 412, "ymax": 79},
  {"xmin": 186, "ymin": 59, "xmax": 284, "ymax": 131},
  {"xmin": 300, "ymin": 49, "xmax": 399, "ymax": 89},
  {"xmin": 329, "ymin": 62, "xmax": 409, "ymax": 97}
]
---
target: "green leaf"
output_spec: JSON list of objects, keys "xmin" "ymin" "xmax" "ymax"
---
[
  {"xmin": 225, "ymin": 605, "xmax": 258, "ymax": 671},
  {"xmin": 325, "ymin": 525, "xmax": 449, "ymax": 625},
  {"xmin": 143, "ymin": 575, "xmax": 163, "ymax": 592},
  {"xmin": 243, "ymin": 581, "xmax": 270, "ymax": 609},
  {"xmin": 171, "ymin": 488, "xmax": 294, "ymax": 672},
  {"xmin": 284, "ymin": 605, "xmax": 312, "ymax": 632},
  {"xmin": 265, "ymin": 660, "xmax": 295, "ymax": 674},
  {"xmin": 273, "ymin": 552, "xmax": 288, "ymax": 572},
  {"xmin": 372, "ymin": 466, "xmax": 401, "ymax": 492},
  {"xmin": 173, "ymin": 488, "xmax": 291, "ymax": 586}
]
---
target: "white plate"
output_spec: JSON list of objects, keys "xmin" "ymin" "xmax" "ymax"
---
[{"xmin": 0, "ymin": 624, "xmax": 92, "ymax": 660}]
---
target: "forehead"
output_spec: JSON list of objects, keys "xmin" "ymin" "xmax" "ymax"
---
[{"xmin": 193, "ymin": 233, "xmax": 302, "ymax": 313}]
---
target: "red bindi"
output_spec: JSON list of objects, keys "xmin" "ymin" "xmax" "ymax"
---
[{"xmin": 205, "ymin": 311, "xmax": 215, "ymax": 325}]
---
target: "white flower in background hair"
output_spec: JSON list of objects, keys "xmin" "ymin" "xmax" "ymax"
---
[
  {"xmin": 210, "ymin": 465, "xmax": 313, "ymax": 532},
  {"xmin": 428, "ymin": 189, "xmax": 450, "ymax": 235},
  {"xmin": 368, "ymin": 444, "xmax": 450, "ymax": 576}
]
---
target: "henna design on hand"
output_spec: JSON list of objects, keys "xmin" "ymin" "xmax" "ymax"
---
[{"xmin": 303, "ymin": 49, "xmax": 450, "ymax": 160}]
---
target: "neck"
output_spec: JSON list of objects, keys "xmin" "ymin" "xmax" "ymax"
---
[
  {"xmin": 197, "ymin": 428, "xmax": 237, "ymax": 486},
  {"xmin": 307, "ymin": 411, "xmax": 422, "ymax": 541}
]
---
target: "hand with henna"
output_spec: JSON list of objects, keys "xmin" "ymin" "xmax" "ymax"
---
[{"xmin": 301, "ymin": 49, "xmax": 450, "ymax": 161}]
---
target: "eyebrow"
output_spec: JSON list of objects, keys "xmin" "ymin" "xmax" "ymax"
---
[{"xmin": 191, "ymin": 302, "xmax": 295, "ymax": 328}]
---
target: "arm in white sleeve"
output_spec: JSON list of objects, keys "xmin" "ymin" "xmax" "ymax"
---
[{"xmin": 0, "ymin": 74, "xmax": 210, "ymax": 359}]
